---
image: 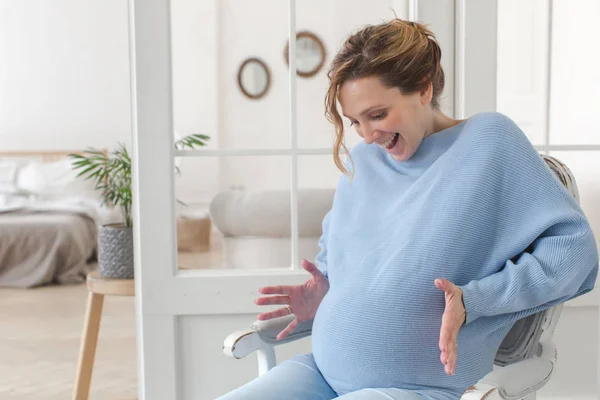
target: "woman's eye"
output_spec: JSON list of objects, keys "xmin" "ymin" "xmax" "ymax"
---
[
  {"xmin": 372, "ymin": 112, "xmax": 386, "ymax": 120},
  {"xmin": 350, "ymin": 120, "xmax": 359, "ymax": 127}
]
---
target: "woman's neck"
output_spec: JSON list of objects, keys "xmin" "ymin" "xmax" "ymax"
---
[{"xmin": 427, "ymin": 111, "xmax": 464, "ymax": 137}]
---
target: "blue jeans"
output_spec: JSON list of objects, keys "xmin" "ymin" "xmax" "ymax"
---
[{"xmin": 217, "ymin": 354, "xmax": 453, "ymax": 400}]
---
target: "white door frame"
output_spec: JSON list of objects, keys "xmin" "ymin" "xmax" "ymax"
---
[
  {"xmin": 128, "ymin": 1, "xmax": 179, "ymax": 398},
  {"xmin": 454, "ymin": 0, "xmax": 498, "ymax": 118},
  {"xmin": 129, "ymin": 1, "xmax": 309, "ymax": 398}
]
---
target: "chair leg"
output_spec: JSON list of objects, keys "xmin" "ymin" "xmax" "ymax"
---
[
  {"xmin": 72, "ymin": 292, "xmax": 104, "ymax": 400},
  {"xmin": 256, "ymin": 346, "xmax": 276, "ymax": 376}
]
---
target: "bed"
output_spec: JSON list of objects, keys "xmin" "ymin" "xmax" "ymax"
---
[{"xmin": 0, "ymin": 151, "xmax": 117, "ymax": 288}]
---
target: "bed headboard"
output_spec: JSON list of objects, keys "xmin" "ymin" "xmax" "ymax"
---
[{"xmin": 0, "ymin": 150, "xmax": 107, "ymax": 161}]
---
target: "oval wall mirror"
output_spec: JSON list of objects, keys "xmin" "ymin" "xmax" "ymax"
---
[
  {"xmin": 284, "ymin": 31, "xmax": 326, "ymax": 78},
  {"xmin": 237, "ymin": 58, "xmax": 271, "ymax": 100}
]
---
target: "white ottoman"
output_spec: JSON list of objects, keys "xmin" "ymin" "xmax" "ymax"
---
[{"xmin": 209, "ymin": 188, "xmax": 335, "ymax": 269}]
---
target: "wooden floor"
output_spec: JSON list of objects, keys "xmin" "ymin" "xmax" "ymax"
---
[
  {"xmin": 0, "ymin": 245, "xmax": 221, "ymax": 400},
  {"xmin": 1, "ymin": 283, "xmax": 137, "ymax": 400}
]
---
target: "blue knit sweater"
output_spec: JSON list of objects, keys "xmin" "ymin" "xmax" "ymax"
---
[{"xmin": 311, "ymin": 112, "xmax": 599, "ymax": 398}]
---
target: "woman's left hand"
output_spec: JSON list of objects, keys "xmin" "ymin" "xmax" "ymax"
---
[{"xmin": 434, "ymin": 278, "xmax": 466, "ymax": 376}]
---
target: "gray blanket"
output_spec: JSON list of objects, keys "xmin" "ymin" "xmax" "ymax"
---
[{"xmin": 0, "ymin": 211, "xmax": 97, "ymax": 288}]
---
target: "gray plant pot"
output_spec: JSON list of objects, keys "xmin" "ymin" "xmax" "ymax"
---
[{"xmin": 98, "ymin": 224, "xmax": 134, "ymax": 279}]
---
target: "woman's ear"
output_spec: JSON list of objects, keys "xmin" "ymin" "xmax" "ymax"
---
[{"xmin": 419, "ymin": 81, "xmax": 433, "ymax": 105}]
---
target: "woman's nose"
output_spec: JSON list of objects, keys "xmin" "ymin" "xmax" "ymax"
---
[{"xmin": 363, "ymin": 129, "xmax": 381, "ymax": 145}]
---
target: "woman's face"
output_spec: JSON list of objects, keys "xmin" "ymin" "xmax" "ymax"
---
[{"xmin": 338, "ymin": 76, "xmax": 433, "ymax": 161}]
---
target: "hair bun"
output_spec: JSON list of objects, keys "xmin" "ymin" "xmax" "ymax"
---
[{"xmin": 406, "ymin": 20, "xmax": 436, "ymax": 41}]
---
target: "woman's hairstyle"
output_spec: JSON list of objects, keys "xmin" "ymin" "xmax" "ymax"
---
[{"xmin": 325, "ymin": 18, "xmax": 445, "ymax": 176}]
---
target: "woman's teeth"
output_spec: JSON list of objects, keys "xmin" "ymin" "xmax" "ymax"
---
[{"xmin": 379, "ymin": 133, "xmax": 399, "ymax": 150}]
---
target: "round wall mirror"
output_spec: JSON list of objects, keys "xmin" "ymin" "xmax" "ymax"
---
[
  {"xmin": 237, "ymin": 58, "xmax": 271, "ymax": 100},
  {"xmin": 284, "ymin": 31, "xmax": 326, "ymax": 78}
]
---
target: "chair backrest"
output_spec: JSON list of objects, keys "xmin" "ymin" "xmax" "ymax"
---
[{"xmin": 494, "ymin": 155, "xmax": 579, "ymax": 367}]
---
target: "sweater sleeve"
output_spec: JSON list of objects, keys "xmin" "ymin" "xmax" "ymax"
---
[
  {"xmin": 458, "ymin": 113, "xmax": 599, "ymax": 324},
  {"xmin": 460, "ymin": 218, "xmax": 598, "ymax": 324},
  {"xmin": 315, "ymin": 210, "xmax": 332, "ymax": 279}
]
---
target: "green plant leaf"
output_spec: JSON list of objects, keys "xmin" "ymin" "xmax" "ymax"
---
[
  {"xmin": 69, "ymin": 135, "xmax": 210, "ymax": 229},
  {"xmin": 175, "ymin": 133, "xmax": 210, "ymax": 150}
]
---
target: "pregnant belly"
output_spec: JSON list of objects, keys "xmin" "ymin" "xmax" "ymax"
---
[{"xmin": 312, "ymin": 286, "xmax": 446, "ymax": 393}]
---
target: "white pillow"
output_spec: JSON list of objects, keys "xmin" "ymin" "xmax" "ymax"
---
[
  {"xmin": 16, "ymin": 158, "xmax": 101, "ymax": 200},
  {"xmin": 0, "ymin": 161, "xmax": 19, "ymax": 194}
]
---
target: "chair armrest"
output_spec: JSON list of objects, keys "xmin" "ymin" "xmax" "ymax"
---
[
  {"xmin": 461, "ymin": 384, "xmax": 503, "ymax": 400},
  {"xmin": 223, "ymin": 328, "xmax": 262, "ymax": 359},
  {"xmin": 251, "ymin": 315, "xmax": 313, "ymax": 345},
  {"xmin": 223, "ymin": 315, "xmax": 313, "ymax": 359},
  {"xmin": 461, "ymin": 341, "xmax": 557, "ymax": 400}
]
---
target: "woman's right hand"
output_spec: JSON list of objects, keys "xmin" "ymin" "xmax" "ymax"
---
[{"xmin": 254, "ymin": 259, "xmax": 330, "ymax": 340}]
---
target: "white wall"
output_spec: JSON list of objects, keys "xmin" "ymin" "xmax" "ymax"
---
[
  {"xmin": 0, "ymin": 0, "xmax": 219, "ymax": 209},
  {"xmin": 0, "ymin": 1, "xmax": 131, "ymax": 149}
]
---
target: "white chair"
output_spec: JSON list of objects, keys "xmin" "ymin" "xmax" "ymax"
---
[{"xmin": 223, "ymin": 155, "xmax": 579, "ymax": 400}]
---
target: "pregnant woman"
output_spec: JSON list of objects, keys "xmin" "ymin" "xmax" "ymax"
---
[{"xmin": 218, "ymin": 18, "xmax": 599, "ymax": 400}]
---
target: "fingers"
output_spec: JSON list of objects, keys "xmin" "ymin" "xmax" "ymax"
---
[
  {"xmin": 435, "ymin": 278, "xmax": 452, "ymax": 292},
  {"xmin": 439, "ymin": 308, "xmax": 460, "ymax": 376},
  {"xmin": 439, "ymin": 336, "xmax": 458, "ymax": 375},
  {"xmin": 257, "ymin": 306, "xmax": 293, "ymax": 321},
  {"xmin": 259, "ymin": 285, "xmax": 295, "ymax": 295},
  {"xmin": 301, "ymin": 259, "xmax": 323, "ymax": 278},
  {"xmin": 277, "ymin": 318, "xmax": 299, "ymax": 340},
  {"xmin": 439, "ymin": 344, "xmax": 458, "ymax": 375},
  {"xmin": 254, "ymin": 295, "xmax": 290, "ymax": 306},
  {"xmin": 445, "ymin": 345, "xmax": 458, "ymax": 375},
  {"xmin": 258, "ymin": 259, "xmax": 321, "ymax": 298}
]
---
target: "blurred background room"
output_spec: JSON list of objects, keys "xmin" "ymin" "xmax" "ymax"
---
[{"xmin": 0, "ymin": 0, "xmax": 599, "ymax": 399}]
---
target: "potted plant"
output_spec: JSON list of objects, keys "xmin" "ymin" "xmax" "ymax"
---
[{"xmin": 70, "ymin": 133, "xmax": 209, "ymax": 279}]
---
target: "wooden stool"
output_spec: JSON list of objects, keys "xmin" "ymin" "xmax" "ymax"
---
[{"xmin": 72, "ymin": 271, "xmax": 135, "ymax": 400}]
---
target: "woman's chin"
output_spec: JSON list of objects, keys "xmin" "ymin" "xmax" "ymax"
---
[{"xmin": 388, "ymin": 144, "xmax": 410, "ymax": 161}]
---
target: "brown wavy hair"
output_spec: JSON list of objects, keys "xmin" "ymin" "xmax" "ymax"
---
[{"xmin": 325, "ymin": 19, "xmax": 445, "ymax": 176}]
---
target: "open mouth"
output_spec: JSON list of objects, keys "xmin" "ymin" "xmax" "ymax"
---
[{"xmin": 381, "ymin": 132, "xmax": 399, "ymax": 150}]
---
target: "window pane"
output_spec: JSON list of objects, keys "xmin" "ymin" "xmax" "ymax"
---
[
  {"xmin": 171, "ymin": 0, "xmax": 219, "ymax": 150},
  {"xmin": 176, "ymin": 156, "xmax": 290, "ymax": 270},
  {"xmin": 549, "ymin": 152, "xmax": 600, "ymax": 282},
  {"xmin": 299, "ymin": 154, "xmax": 342, "ymax": 189},
  {"xmin": 298, "ymin": 155, "xmax": 339, "ymax": 266},
  {"xmin": 549, "ymin": 0, "xmax": 600, "ymax": 144},
  {"xmin": 174, "ymin": 156, "xmax": 223, "ymax": 271},
  {"xmin": 189, "ymin": 0, "xmax": 290, "ymax": 150}
]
